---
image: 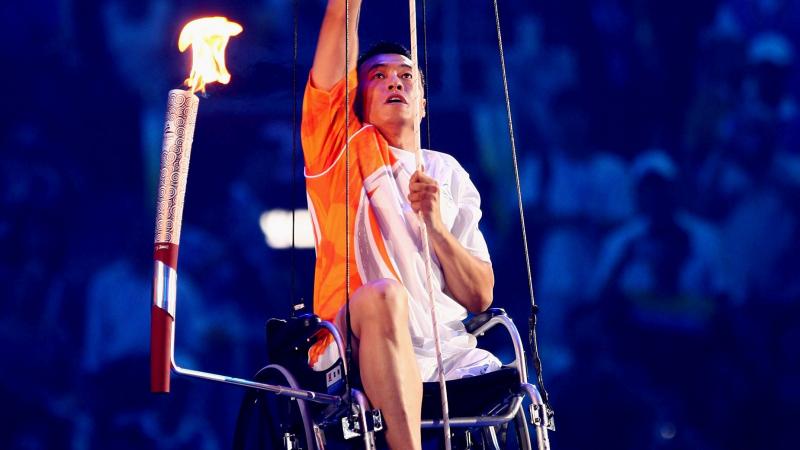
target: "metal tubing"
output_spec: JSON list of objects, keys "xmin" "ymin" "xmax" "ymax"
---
[
  {"xmin": 483, "ymin": 426, "xmax": 501, "ymax": 450},
  {"xmin": 171, "ymin": 362, "xmax": 341, "ymax": 405},
  {"xmin": 515, "ymin": 407, "xmax": 533, "ymax": 450},
  {"xmin": 420, "ymin": 395, "xmax": 523, "ymax": 428},
  {"xmin": 262, "ymin": 364, "xmax": 316, "ymax": 449},
  {"xmin": 351, "ymin": 389, "xmax": 378, "ymax": 449},
  {"xmin": 521, "ymin": 383, "xmax": 551, "ymax": 450},
  {"xmin": 470, "ymin": 315, "xmax": 528, "ymax": 383}
]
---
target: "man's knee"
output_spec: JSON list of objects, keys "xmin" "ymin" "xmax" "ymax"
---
[
  {"xmin": 372, "ymin": 278, "xmax": 407, "ymax": 306},
  {"xmin": 354, "ymin": 278, "xmax": 409, "ymax": 331}
]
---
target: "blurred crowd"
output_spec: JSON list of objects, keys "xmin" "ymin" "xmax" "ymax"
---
[{"xmin": 1, "ymin": 0, "xmax": 797, "ymax": 449}]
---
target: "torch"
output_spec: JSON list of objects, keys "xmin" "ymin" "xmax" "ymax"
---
[
  {"xmin": 151, "ymin": 17, "xmax": 243, "ymax": 393},
  {"xmin": 149, "ymin": 17, "xmax": 340, "ymax": 408}
]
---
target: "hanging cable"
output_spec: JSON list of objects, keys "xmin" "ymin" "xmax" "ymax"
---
[
  {"xmin": 290, "ymin": 0, "xmax": 300, "ymax": 314},
  {"xmin": 421, "ymin": 0, "xmax": 432, "ymax": 150},
  {"xmin": 491, "ymin": 0, "xmax": 553, "ymax": 416}
]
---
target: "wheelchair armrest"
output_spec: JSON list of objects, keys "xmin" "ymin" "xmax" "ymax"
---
[
  {"xmin": 463, "ymin": 308, "xmax": 529, "ymax": 384},
  {"xmin": 464, "ymin": 308, "xmax": 507, "ymax": 335}
]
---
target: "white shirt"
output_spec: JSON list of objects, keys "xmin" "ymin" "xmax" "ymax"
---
[{"xmin": 362, "ymin": 145, "xmax": 500, "ymax": 381}]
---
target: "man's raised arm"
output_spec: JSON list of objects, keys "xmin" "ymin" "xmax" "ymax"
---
[{"xmin": 311, "ymin": 0, "xmax": 362, "ymax": 91}]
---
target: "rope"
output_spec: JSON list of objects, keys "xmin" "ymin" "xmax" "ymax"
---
[
  {"xmin": 409, "ymin": 0, "xmax": 451, "ymax": 448},
  {"xmin": 491, "ymin": 0, "xmax": 552, "ymax": 412}
]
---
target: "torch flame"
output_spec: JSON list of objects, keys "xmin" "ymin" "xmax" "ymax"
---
[{"xmin": 178, "ymin": 17, "xmax": 243, "ymax": 94}]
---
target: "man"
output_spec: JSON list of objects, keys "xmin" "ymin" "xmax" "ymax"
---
[{"xmin": 302, "ymin": 1, "xmax": 499, "ymax": 448}]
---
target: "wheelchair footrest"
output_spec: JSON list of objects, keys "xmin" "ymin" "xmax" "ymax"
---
[{"xmin": 341, "ymin": 409, "xmax": 384, "ymax": 439}]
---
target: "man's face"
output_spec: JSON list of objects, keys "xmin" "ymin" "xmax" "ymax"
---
[{"xmin": 357, "ymin": 53, "xmax": 426, "ymax": 129}]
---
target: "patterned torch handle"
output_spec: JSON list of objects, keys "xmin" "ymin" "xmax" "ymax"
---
[{"xmin": 151, "ymin": 89, "xmax": 199, "ymax": 393}]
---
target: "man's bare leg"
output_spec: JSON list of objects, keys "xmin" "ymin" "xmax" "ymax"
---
[{"xmin": 337, "ymin": 278, "xmax": 422, "ymax": 450}]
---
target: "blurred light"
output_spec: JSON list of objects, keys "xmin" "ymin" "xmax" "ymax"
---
[
  {"xmin": 631, "ymin": 149, "xmax": 677, "ymax": 181},
  {"xmin": 659, "ymin": 422, "xmax": 676, "ymax": 440},
  {"xmin": 259, "ymin": 209, "xmax": 315, "ymax": 249},
  {"xmin": 748, "ymin": 32, "xmax": 794, "ymax": 66}
]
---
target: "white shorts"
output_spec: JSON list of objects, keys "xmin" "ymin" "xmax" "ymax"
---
[{"xmin": 310, "ymin": 310, "xmax": 502, "ymax": 382}]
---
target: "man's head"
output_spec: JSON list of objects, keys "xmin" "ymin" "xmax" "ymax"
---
[{"xmin": 356, "ymin": 41, "xmax": 426, "ymax": 131}]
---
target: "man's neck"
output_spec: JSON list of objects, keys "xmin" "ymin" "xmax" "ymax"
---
[{"xmin": 376, "ymin": 122, "xmax": 418, "ymax": 153}]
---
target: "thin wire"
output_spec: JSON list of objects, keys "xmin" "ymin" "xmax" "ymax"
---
[
  {"xmin": 422, "ymin": 0, "xmax": 432, "ymax": 150},
  {"xmin": 491, "ymin": 0, "xmax": 552, "ymax": 410},
  {"xmin": 290, "ymin": 0, "xmax": 299, "ymax": 313}
]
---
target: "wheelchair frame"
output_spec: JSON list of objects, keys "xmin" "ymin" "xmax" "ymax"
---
[
  {"xmin": 155, "ymin": 261, "xmax": 551, "ymax": 449},
  {"xmin": 232, "ymin": 309, "xmax": 553, "ymax": 450}
]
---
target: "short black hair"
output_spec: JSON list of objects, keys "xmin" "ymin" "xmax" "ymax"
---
[
  {"xmin": 354, "ymin": 41, "xmax": 426, "ymax": 120},
  {"xmin": 357, "ymin": 41, "xmax": 413, "ymax": 71},
  {"xmin": 356, "ymin": 41, "xmax": 425, "ymax": 89}
]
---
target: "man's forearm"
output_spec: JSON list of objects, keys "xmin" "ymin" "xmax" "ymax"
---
[
  {"xmin": 429, "ymin": 226, "xmax": 494, "ymax": 314},
  {"xmin": 311, "ymin": 0, "xmax": 362, "ymax": 91}
]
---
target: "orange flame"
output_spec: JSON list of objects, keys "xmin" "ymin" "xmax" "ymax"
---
[{"xmin": 178, "ymin": 17, "xmax": 243, "ymax": 94}]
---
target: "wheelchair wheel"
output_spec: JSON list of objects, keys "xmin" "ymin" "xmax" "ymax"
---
[
  {"xmin": 421, "ymin": 421, "xmax": 528, "ymax": 450},
  {"xmin": 512, "ymin": 407, "xmax": 533, "ymax": 450},
  {"xmin": 233, "ymin": 365, "xmax": 315, "ymax": 450},
  {"xmin": 485, "ymin": 407, "xmax": 533, "ymax": 450}
]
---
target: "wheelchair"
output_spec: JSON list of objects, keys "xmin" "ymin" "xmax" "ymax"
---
[{"xmin": 232, "ymin": 308, "xmax": 553, "ymax": 450}]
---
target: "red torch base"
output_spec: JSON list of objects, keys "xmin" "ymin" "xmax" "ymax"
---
[{"xmin": 150, "ymin": 305, "xmax": 174, "ymax": 393}]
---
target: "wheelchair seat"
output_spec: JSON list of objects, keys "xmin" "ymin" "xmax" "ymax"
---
[{"xmin": 421, "ymin": 367, "xmax": 520, "ymax": 420}]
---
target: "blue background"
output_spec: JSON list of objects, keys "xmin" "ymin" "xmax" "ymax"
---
[{"xmin": 2, "ymin": 0, "xmax": 798, "ymax": 448}]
